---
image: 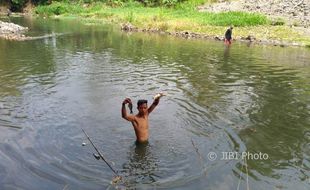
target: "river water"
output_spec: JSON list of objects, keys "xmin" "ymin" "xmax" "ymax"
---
[{"xmin": 0, "ymin": 16, "xmax": 309, "ymax": 190}]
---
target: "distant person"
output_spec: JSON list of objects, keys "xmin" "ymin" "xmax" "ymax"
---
[
  {"xmin": 121, "ymin": 93, "xmax": 165, "ymax": 143},
  {"xmin": 224, "ymin": 26, "xmax": 233, "ymax": 45},
  {"xmin": 7, "ymin": 9, "xmax": 12, "ymax": 17}
]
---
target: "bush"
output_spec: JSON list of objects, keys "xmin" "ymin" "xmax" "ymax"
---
[
  {"xmin": 10, "ymin": 0, "xmax": 27, "ymax": 11},
  {"xmin": 32, "ymin": 0, "xmax": 50, "ymax": 5},
  {"xmin": 35, "ymin": 2, "xmax": 87, "ymax": 16},
  {"xmin": 162, "ymin": 0, "xmax": 178, "ymax": 7},
  {"xmin": 205, "ymin": 11, "xmax": 268, "ymax": 27},
  {"xmin": 35, "ymin": 2, "xmax": 69, "ymax": 15}
]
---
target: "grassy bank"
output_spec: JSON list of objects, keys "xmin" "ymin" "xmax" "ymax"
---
[{"xmin": 34, "ymin": 1, "xmax": 310, "ymax": 46}]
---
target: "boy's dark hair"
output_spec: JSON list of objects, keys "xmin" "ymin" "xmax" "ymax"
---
[{"xmin": 137, "ymin": 99, "xmax": 148, "ymax": 107}]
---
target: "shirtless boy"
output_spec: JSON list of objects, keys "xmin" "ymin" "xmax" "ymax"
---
[{"xmin": 121, "ymin": 93, "xmax": 164, "ymax": 143}]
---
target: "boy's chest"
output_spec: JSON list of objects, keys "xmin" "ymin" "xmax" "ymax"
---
[{"xmin": 135, "ymin": 117, "xmax": 149, "ymax": 127}]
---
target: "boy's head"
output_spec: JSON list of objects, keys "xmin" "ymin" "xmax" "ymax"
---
[{"xmin": 137, "ymin": 99, "xmax": 148, "ymax": 114}]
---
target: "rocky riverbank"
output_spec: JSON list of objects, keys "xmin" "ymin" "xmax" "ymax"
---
[
  {"xmin": 0, "ymin": 21, "xmax": 28, "ymax": 33},
  {"xmin": 121, "ymin": 0, "xmax": 310, "ymax": 47},
  {"xmin": 0, "ymin": 20, "xmax": 59, "ymax": 41},
  {"xmin": 0, "ymin": 20, "xmax": 29, "ymax": 40},
  {"xmin": 121, "ymin": 23, "xmax": 303, "ymax": 47}
]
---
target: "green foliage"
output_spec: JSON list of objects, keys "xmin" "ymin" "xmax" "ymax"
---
[
  {"xmin": 35, "ymin": 2, "xmax": 84, "ymax": 16},
  {"xmin": 106, "ymin": 0, "xmax": 124, "ymax": 7},
  {"xmin": 125, "ymin": 11, "xmax": 134, "ymax": 22},
  {"xmin": 81, "ymin": 0, "xmax": 93, "ymax": 3},
  {"xmin": 32, "ymin": 0, "xmax": 50, "ymax": 5},
  {"xmin": 34, "ymin": 1, "xmax": 269, "ymax": 27},
  {"xmin": 203, "ymin": 11, "xmax": 268, "ymax": 26},
  {"xmin": 10, "ymin": 0, "xmax": 27, "ymax": 11},
  {"xmin": 2, "ymin": 0, "xmax": 49, "ymax": 11},
  {"xmin": 176, "ymin": 0, "xmax": 205, "ymax": 10},
  {"xmin": 162, "ymin": 0, "xmax": 178, "ymax": 7},
  {"xmin": 123, "ymin": 0, "xmax": 144, "ymax": 8}
]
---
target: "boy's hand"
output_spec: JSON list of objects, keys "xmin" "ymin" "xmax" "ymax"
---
[
  {"xmin": 153, "ymin": 92, "xmax": 166, "ymax": 100},
  {"xmin": 122, "ymin": 98, "xmax": 132, "ymax": 105}
]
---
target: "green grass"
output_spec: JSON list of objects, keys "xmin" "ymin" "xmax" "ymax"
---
[
  {"xmin": 35, "ymin": 2, "xmax": 84, "ymax": 16},
  {"xmin": 35, "ymin": 1, "xmax": 268, "ymax": 26},
  {"xmin": 204, "ymin": 11, "xmax": 268, "ymax": 26},
  {"xmin": 33, "ymin": 1, "xmax": 310, "ymax": 45}
]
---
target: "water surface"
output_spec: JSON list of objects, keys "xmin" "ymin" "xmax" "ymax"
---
[{"xmin": 0, "ymin": 16, "xmax": 309, "ymax": 190}]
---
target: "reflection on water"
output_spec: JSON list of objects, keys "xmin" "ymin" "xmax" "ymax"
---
[
  {"xmin": 0, "ymin": 16, "xmax": 309, "ymax": 190},
  {"xmin": 223, "ymin": 45, "xmax": 231, "ymax": 60}
]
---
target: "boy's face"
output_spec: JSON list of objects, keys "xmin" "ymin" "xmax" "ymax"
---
[{"xmin": 137, "ymin": 103, "xmax": 148, "ymax": 114}]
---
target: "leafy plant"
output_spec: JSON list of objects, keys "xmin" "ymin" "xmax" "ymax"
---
[{"xmin": 126, "ymin": 11, "xmax": 134, "ymax": 22}]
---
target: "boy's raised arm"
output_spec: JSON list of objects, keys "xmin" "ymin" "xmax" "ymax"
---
[
  {"xmin": 122, "ymin": 98, "xmax": 135, "ymax": 122},
  {"xmin": 148, "ymin": 93, "xmax": 165, "ymax": 114}
]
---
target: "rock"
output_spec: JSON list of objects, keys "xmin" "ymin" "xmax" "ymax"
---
[
  {"xmin": 0, "ymin": 21, "xmax": 30, "ymax": 41},
  {"xmin": 121, "ymin": 23, "xmax": 136, "ymax": 31},
  {"xmin": 214, "ymin": 36, "xmax": 223, "ymax": 41},
  {"xmin": 0, "ymin": 21, "xmax": 28, "ymax": 34},
  {"xmin": 245, "ymin": 35, "xmax": 256, "ymax": 41}
]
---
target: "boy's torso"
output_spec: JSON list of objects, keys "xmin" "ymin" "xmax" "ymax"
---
[{"xmin": 132, "ymin": 115, "xmax": 149, "ymax": 142}]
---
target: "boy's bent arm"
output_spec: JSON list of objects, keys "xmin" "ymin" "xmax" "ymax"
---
[
  {"xmin": 148, "ymin": 98, "xmax": 159, "ymax": 114},
  {"xmin": 122, "ymin": 103, "xmax": 135, "ymax": 122}
]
